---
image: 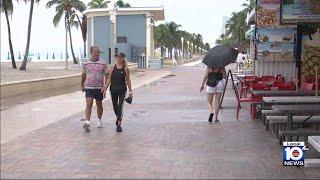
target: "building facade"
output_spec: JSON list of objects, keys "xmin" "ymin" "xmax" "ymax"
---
[{"xmin": 83, "ymin": 7, "xmax": 165, "ymax": 66}]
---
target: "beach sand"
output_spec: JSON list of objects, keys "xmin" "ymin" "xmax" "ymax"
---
[{"xmin": 1, "ymin": 61, "xmax": 82, "ymax": 84}]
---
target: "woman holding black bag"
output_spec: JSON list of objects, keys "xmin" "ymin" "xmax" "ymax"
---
[
  {"xmin": 103, "ymin": 52, "xmax": 133, "ymax": 132},
  {"xmin": 200, "ymin": 66, "xmax": 226, "ymax": 123}
]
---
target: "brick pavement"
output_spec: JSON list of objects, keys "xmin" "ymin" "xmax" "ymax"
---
[{"xmin": 1, "ymin": 65, "xmax": 319, "ymax": 179}]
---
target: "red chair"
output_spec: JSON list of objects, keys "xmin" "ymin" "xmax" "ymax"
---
[
  {"xmin": 236, "ymin": 86, "xmax": 263, "ymax": 120},
  {"xmin": 277, "ymin": 76, "xmax": 285, "ymax": 82},
  {"xmin": 240, "ymin": 76, "xmax": 256, "ymax": 98},
  {"xmin": 277, "ymin": 84, "xmax": 296, "ymax": 90},
  {"xmin": 272, "ymin": 82, "xmax": 286, "ymax": 87},
  {"xmin": 301, "ymin": 83, "xmax": 315, "ymax": 90},
  {"xmin": 251, "ymin": 83, "xmax": 271, "ymax": 90},
  {"xmin": 262, "ymin": 76, "xmax": 275, "ymax": 82}
]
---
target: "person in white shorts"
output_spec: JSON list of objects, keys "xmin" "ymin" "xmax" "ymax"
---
[{"xmin": 200, "ymin": 67, "xmax": 226, "ymax": 123}]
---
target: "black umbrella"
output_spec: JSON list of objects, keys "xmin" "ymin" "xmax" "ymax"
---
[{"xmin": 202, "ymin": 45, "xmax": 239, "ymax": 68}]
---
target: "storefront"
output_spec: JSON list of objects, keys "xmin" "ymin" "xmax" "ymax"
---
[{"xmin": 246, "ymin": 0, "xmax": 320, "ymax": 84}]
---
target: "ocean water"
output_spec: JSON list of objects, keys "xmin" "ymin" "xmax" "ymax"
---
[{"xmin": 1, "ymin": 50, "xmax": 84, "ymax": 62}]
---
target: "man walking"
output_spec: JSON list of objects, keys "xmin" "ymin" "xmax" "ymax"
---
[{"xmin": 81, "ymin": 46, "xmax": 108, "ymax": 132}]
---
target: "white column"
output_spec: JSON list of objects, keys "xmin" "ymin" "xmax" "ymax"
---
[
  {"xmin": 146, "ymin": 13, "xmax": 152, "ymax": 68},
  {"xmin": 110, "ymin": 11, "xmax": 117, "ymax": 64},
  {"xmin": 151, "ymin": 22, "xmax": 155, "ymax": 58}
]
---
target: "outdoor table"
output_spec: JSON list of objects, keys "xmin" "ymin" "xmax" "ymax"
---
[
  {"xmin": 272, "ymin": 104, "xmax": 320, "ymax": 133},
  {"xmin": 252, "ymin": 89, "xmax": 316, "ymax": 97},
  {"xmin": 263, "ymin": 96, "xmax": 320, "ymax": 105}
]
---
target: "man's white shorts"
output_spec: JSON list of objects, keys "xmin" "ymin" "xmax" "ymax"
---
[{"xmin": 206, "ymin": 79, "xmax": 225, "ymax": 93}]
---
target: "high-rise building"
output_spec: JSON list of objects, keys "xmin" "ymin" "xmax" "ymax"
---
[{"xmin": 221, "ymin": 16, "xmax": 230, "ymax": 35}]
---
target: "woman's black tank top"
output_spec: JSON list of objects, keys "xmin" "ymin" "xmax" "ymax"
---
[{"xmin": 110, "ymin": 65, "xmax": 127, "ymax": 92}]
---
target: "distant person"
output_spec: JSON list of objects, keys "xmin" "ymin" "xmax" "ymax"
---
[
  {"xmin": 103, "ymin": 53, "xmax": 133, "ymax": 132},
  {"xmin": 200, "ymin": 66, "xmax": 226, "ymax": 123},
  {"xmin": 81, "ymin": 46, "xmax": 108, "ymax": 132}
]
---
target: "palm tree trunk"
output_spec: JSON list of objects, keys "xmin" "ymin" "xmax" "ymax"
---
[
  {"xmin": 66, "ymin": 12, "xmax": 78, "ymax": 64},
  {"xmin": 20, "ymin": 0, "xmax": 35, "ymax": 70},
  {"xmin": 4, "ymin": 6, "xmax": 17, "ymax": 69},
  {"xmin": 160, "ymin": 47, "xmax": 164, "ymax": 58}
]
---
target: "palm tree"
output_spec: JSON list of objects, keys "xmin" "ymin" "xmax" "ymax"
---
[
  {"xmin": 166, "ymin": 21, "xmax": 181, "ymax": 59},
  {"xmin": 19, "ymin": 0, "xmax": 40, "ymax": 70},
  {"xmin": 154, "ymin": 21, "xmax": 210, "ymax": 59},
  {"xmin": 154, "ymin": 24, "xmax": 169, "ymax": 58},
  {"xmin": 225, "ymin": 11, "xmax": 248, "ymax": 46},
  {"xmin": 1, "ymin": 0, "xmax": 17, "ymax": 69},
  {"xmin": 242, "ymin": 0, "xmax": 255, "ymax": 13},
  {"xmin": 116, "ymin": 0, "xmax": 130, "ymax": 7},
  {"xmin": 87, "ymin": 0, "xmax": 109, "ymax": 8},
  {"xmin": 204, "ymin": 43, "xmax": 210, "ymax": 50},
  {"xmin": 46, "ymin": 0, "xmax": 86, "ymax": 64}
]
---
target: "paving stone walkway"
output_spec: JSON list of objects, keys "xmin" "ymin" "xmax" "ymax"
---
[{"xmin": 1, "ymin": 64, "xmax": 319, "ymax": 179}]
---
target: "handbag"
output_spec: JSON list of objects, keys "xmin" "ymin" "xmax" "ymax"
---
[{"xmin": 125, "ymin": 96, "xmax": 133, "ymax": 104}]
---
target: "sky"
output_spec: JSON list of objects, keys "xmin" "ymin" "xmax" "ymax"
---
[{"xmin": 0, "ymin": 0, "xmax": 246, "ymax": 60}]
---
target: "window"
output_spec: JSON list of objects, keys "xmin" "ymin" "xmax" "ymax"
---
[{"xmin": 117, "ymin": 36, "xmax": 127, "ymax": 43}]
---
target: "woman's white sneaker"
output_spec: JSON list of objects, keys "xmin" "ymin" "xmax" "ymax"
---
[{"xmin": 83, "ymin": 121, "xmax": 90, "ymax": 132}]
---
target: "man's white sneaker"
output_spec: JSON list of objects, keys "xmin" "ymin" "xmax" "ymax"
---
[
  {"xmin": 83, "ymin": 121, "xmax": 90, "ymax": 132},
  {"xmin": 97, "ymin": 119, "xmax": 102, "ymax": 128}
]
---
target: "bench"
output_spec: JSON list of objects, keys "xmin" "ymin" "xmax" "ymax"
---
[
  {"xmin": 260, "ymin": 110, "xmax": 287, "ymax": 128},
  {"xmin": 278, "ymin": 130, "xmax": 320, "ymax": 144},
  {"xmin": 267, "ymin": 116, "xmax": 320, "ymax": 137}
]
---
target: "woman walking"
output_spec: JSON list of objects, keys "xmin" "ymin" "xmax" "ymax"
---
[
  {"xmin": 103, "ymin": 53, "xmax": 133, "ymax": 132},
  {"xmin": 200, "ymin": 67, "xmax": 226, "ymax": 123}
]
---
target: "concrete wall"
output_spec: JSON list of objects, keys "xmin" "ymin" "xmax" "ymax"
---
[
  {"xmin": 254, "ymin": 61, "xmax": 296, "ymax": 81},
  {"xmin": 0, "ymin": 64, "xmax": 138, "ymax": 98},
  {"xmin": 94, "ymin": 16, "xmax": 110, "ymax": 62},
  {"xmin": 117, "ymin": 15, "xmax": 146, "ymax": 48},
  {"xmin": 0, "ymin": 74, "xmax": 81, "ymax": 98}
]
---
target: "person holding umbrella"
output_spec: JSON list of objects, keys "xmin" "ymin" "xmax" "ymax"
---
[
  {"xmin": 200, "ymin": 67, "xmax": 226, "ymax": 122},
  {"xmin": 200, "ymin": 45, "xmax": 238, "ymax": 123}
]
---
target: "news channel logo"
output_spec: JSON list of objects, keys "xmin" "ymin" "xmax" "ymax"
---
[{"xmin": 283, "ymin": 142, "xmax": 309, "ymax": 166}]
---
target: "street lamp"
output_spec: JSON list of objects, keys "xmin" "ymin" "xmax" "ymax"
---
[
  {"xmin": 190, "ymin": 42, "xmax": 193, "ymax": 58},
  {"xmin": 181, "ymin": 37, "xmax": 184, "ymax": 58},
  {"xmin": 186, "ymin": 40, "xmax": 190, "ymax": 59},
  {"xmin": 195, "ymin": 45, "xmax": 197, "ymax": 55}
]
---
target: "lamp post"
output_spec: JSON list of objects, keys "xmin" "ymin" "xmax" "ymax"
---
[
  {"xmin": 186, "ymin": 40, "xmax": 190, "ymax": 59},
  {"xmin": 181, "ymin": 37, "xmax": 184, "ymax": 58},
  {"xmin": 190, "ymin": 42, "xmax": 193, "ymax": 59}
]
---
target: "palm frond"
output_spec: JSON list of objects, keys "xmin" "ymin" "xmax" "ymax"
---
[
  {"xmin": 46, "ymin": 0, "xmax": 60, "ymax": 8},
  {"xmin": 53, "ymin": 7, "xmax": 64, "ymax": 27}
]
